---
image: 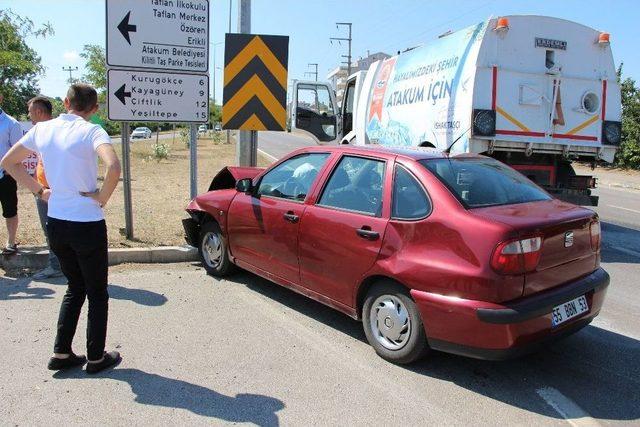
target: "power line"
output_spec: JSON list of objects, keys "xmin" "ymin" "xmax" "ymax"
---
[
  {"xmin": 330, "ymin": 22, "xmax": 352, "ymax": 76},
  {"xmin": 305, "ymin": 63, "xmax": 318, "ymax": 81},
  {"xmin": 62, "ymin": 66, "xmax": 78, "ymax": 84}
]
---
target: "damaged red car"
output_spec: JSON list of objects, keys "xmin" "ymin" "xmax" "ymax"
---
[{"xmin": 183, "ymin": 145, "xmax": 609, "ymax": 364}]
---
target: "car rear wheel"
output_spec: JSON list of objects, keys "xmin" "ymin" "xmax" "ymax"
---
[
  {"xmin": 362, "ymin": 281, "xmax": 429, "ymax": 364},
  {"xmin": 198, "ymin": 221, "xmax": 236, "ymax": 277}
]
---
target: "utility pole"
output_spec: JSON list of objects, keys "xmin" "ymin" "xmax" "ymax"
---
[
  {"xmin": 62, "ymin": 66, "xmax": 78, "ymax": 84},
  {"xmin": 211, "ymin": 41, "xmax": 223, "ymax": 105},
  {"xmin": 305, "ymin": 63, "xmax": 318, "ymax": 81},
  {"xmin": 330, "ymin": 22, "xmax": 352, "ymax": 76},
  {"xmin": 236, "ymin": 0, "xmax": 256, "ymax": 166},
  {"xmin": 226, "ymin": 0, "xmax": 232, "ymax": 144}
]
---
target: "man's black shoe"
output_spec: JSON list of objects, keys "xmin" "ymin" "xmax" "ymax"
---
[
  {"xmin": 86, "ymin": 351, "xmax": 121, "ymax": 374},
  {"xmin": 47, "ymin": 353, "xmax": 87, "ymax": 370}
]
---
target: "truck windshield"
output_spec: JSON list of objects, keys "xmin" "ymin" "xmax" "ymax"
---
[{"xmin": 420, "ymin": 158, "xmax": 551, "ymax": 208}]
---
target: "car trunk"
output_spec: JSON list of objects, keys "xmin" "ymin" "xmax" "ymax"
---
[{"xmin": 472, "ymin": 199, "xmax": 598, "ymax": 297}]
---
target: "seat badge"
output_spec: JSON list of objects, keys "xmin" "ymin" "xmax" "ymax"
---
[{"xmin": 564, "ymin": 231, "xmax": 574, "ymax": 247}]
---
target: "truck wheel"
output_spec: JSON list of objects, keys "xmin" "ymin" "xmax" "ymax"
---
[
  {"xmin": 198, "ymin": 221, "xmax": 236, "ymax": 277},
  {"xmin": 362, "ymin": 281, "xmax": 429, "ymax": 364}
]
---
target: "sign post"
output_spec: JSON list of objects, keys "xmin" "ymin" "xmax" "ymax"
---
[
  {"xmin": 106, "ymin": 0, "xmax": 210, "ymax": 239},
  {"xmin": 121, "ymin": 122, "xmax": 133, "ymax": 239}
]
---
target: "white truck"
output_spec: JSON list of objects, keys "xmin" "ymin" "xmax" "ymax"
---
[{"xmin": 290, "ymin": 15, "xmax": 622, "ymax": 205}]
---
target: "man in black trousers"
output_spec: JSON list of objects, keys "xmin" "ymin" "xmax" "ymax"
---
[{"xmin": 1, "ymin": 84, "xmax": 122, "ymax": 373}]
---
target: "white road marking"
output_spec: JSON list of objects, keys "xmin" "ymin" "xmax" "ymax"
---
[
  {"xmin": 607, "ymin": 205, "xmax": 640, "ymax": 214},
  {"xmin": 257, "ymin": 148, "xmax": 278, "ymax": 162},
  {"xmin": 536, "ymin": 387, "xmax": 601, "ymax": 427}
]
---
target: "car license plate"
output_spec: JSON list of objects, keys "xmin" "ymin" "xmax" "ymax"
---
[{"xmin": 551, "ymin": 295, "xmax": 589, "ymax": 327}]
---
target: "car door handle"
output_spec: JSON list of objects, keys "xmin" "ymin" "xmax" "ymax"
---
[
  {"xmin": 283, "ymin": 212, "xmax": 299, "ymax": 223},
  {"xmin": 356, "ymin": 227, "xmax": 379, "ymax": 240}
]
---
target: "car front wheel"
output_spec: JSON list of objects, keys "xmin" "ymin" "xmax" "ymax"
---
[
  {"xmin": 198, "ymin": 221, "xmax": 236, "ymax": 277},
  {"xmin": 362, "ymin": 281, "xmax": 429, "ymax": 364}
]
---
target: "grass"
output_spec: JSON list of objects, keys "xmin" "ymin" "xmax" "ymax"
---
[{"xmin": 14, "ymin": 132, "xmax": 273, "ymax": 248}]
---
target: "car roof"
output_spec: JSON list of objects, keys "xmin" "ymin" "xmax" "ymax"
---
[{"xmin": 299, "ymin": 144, "xmax": 483, "ymax": 161}]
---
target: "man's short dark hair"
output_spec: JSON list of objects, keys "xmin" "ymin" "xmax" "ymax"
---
[
  {"xmin": 28, "ymin": 96, "xmax": 53, "ymax": 116},
  {"xmin": 67, "ymin": 83, "xmax": 98, "ymax": 113}
]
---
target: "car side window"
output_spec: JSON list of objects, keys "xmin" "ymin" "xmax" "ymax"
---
[
  {"xmin": 257, "ymin": 153, "xmax": 329, "ymax": 201},
  {"xmin": 318, "ymin": 156, "xmax": 385, "ymax": 216},
  {"xmin": 392, "ymin": 165, "xmax": 431, "ymax": 220}
]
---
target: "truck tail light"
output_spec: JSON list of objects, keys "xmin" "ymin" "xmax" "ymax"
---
[
  {"xmin": 491, "ymin": 236, "xmax": 542, "ymax": 275},
  {"xmin": 472, "ymin": 109, "xmax": 496, "ymax": 137},
  {"xmin": 590, "ymin": 220, "xmax": 601, "ymax": 251}
]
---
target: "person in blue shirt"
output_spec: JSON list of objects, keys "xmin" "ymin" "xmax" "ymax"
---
[{"xmin": 0, "ymin": 95, "xmax": 23, "ymax": 254}]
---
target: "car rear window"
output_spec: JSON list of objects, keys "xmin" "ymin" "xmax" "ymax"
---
[{"xmin": 420, "ymin": 158, "xmax": 551, "ymax": 208}]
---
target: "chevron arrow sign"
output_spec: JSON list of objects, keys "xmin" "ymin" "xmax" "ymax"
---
[{"xmin": 222, "ymin": 33, "xmax": 289, "ymax": 131}]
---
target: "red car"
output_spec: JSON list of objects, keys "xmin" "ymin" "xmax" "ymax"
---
[{"xmin": 183, "ymin": 145, "xmax": 609, "ymax": 364}]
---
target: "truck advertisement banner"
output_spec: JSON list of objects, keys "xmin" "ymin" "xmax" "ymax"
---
[{"xmin": 366, "ymin": 21, "xmax": 487, "ymax": 153}]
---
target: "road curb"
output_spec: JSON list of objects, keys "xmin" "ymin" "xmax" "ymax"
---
[{"xmin": 0, "ymin": 245, "xmax": 199, "ymax": 271}]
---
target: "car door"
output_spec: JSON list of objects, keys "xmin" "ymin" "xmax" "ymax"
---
[
  {"xmin": 227, "ymin": 152, "xmax": 330, "ymax": 284},
  {"xmin": 298, "ymin": 154, "xmax": 391, "ymax": 307},
  {"xmin": 290, "ymin": 81, "xmax": 341, "ymax": 144}
]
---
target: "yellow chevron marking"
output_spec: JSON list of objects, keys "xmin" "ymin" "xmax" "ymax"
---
[
  {"xmin": 240, "ymin": 114, "xmax": 267, "ymax": 131},
  {"xmin": 497, "ymin": 106, "xmax": 530, "ymax": 132},
  {"xmin": 224, "ymin": 36, "xmax": 287, "ymax": 88},
  {"xmin": 566, "ymin": 115, "xmax": 599, "ymax": 135},
  {"xmin": 222, "ymin": 74, "xmax": 286, "ymax": 126}
]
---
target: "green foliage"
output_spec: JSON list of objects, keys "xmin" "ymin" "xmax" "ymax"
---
[
  {"xmin": 615, "ymin": 65, "xmax": 640, "ymax": 169},
  {"xmin": 211, "ymin": 130, "xmax": 224, "ymax": 144},
  {"xmin": 179, "ymin": 127, "xmax": 190, "ymax": 147},
  {"xmin": 210, "ymin": 102, "xmax": 222, "ymax": 125},
  {"xmin": 152, "ymin": 143, "xmax": 169, "ymax": 161},
  {"xmin": 80, "ymin": 44, "xmax": 106, "ymax": 90},
  {"xmin": 0, "ymin": 9, "xmax": 53, "ymax": 116}
]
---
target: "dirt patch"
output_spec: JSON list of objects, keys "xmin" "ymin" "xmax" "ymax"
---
[{"xmin": 11, "ymin": 134, "xmax": 271, "ymax": 248}]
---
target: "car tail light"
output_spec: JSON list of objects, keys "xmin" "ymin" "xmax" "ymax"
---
[
  {"xmin": 590, "ymin": 220, "xmax": 601, "ymax": 251},
  {"xmin": 491, "ymin": 236, "xmax": 543, "ymax": 275}
]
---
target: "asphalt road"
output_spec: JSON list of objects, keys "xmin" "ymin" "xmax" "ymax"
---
[{"xmin": 1, "ymin": 133, "xmax": 638, "ymax": 425}]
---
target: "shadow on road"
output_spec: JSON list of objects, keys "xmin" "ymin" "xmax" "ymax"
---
[
  {"xmin": 0, "ymin": 275, "xmax": 55, "ymax": 300},
  {"xmin": 601, "ymin": 221, "xmax": 640, "ymax": 264},
  {"xmin": 407, "ymin": 326, "xmax": 640, "ymax": 422},
  {"xmin": 0, "ymin": 276, "xmax": 167, "ymax": 306},
  {"xmin": 53, "ymin": 368, "xmax": 284, "ymax": 426},
  {"xmin": 229, "ymin": 270, "xmax": 640, "ymax": 423},
  {"xmin": 109, "ymin": 283, "xmax": 168, "ymax": 306},
  {"xmin": 232, "ymin": 271, "xmax": 365, "ymax": 342}
]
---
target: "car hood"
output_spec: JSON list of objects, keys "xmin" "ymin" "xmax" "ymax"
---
[{"xmin": 208, "ymin": 166, "xmax": 265, "ymax": 191}]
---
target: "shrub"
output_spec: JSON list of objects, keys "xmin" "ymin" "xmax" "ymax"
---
[{"xmin": 152, "ymin": 143, "xmax": 169, "ymax": 161}]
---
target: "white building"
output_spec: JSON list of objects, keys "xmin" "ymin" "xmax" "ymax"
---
[{"xmin": 326, "ymin": 51, "xmax": 391, "ymax": 102}]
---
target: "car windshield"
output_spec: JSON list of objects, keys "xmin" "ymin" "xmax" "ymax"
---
[{"xmin": 420, "ymin": 157, "xmax": 551, "ymax": 208}]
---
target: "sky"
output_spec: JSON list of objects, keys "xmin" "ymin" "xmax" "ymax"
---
[{"xmin": 4, "ymin": 0, "xmax": 640, "ymax": 104}]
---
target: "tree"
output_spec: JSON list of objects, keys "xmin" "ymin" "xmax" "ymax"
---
[
  {"xmin": 615, "ymin": 65, "xmax": 640, "ymax": 169},
  {"xmin": 210, "ymin": 101, "xmax": 222, "ymax": 124},
  {"xmin": 0, "ymin": 9, "xmax": 53, "ymax": 116},
  {"xmin": 80, "ymin": 44, "xmax": 106, "ymax": 91}
]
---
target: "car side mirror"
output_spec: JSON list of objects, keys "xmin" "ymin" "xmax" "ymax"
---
[{"xmin": 236, "ymin": 178, "xmax": 254, "ymax": 194}]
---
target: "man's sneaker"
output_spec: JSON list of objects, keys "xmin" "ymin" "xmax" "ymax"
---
[
  {"xmin": 1, "ymin": 244, "xmax": 18, "ymax": 255},
  {"xmin": 33, "ymin": 266, "xmax": 64, "ymax": 280}
]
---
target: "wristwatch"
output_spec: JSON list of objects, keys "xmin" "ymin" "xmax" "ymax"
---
[{"xmin": 34, "ymin": 187, "xmax": 46, "ymax": 199}]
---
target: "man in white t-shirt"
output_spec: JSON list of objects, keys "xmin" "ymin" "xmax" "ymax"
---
[{"xmin": 1, "ymin": 84, "xmax": 122, "ymax": 374}]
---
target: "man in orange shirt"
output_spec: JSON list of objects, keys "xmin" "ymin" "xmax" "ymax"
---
[{"xmin": 28, "ymin": 96, "xmax": 62, "ymax": 279}]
